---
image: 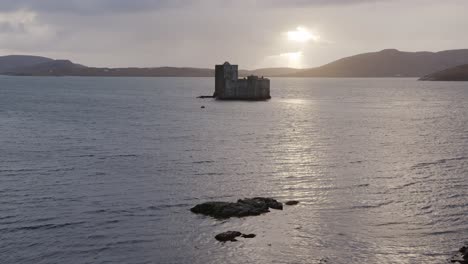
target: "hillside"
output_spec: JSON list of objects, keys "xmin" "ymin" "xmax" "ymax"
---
[
  {"xmin": 5, "ymin": 60, "xmax": 87, "ymax": 76},
  {"xmin": 240, "ymin": 68, "xmax": 300, "ymax": 77},
  {"xmin": 82, "ymin": 67, "xmax": 214, "ymax": 77},
  {"xmin": 3, "ymin": 60, "xmax": 214, "ymax": 77},
  {"xmin": 4, "ymin": 49, "xmax": 468, "ymax": 78},
  {"xmin": 0, "ymin": 55, "xmax": 53, "ymax": 72},
  {"xmin": 419, "ymin": 64, "xmax": 468, "ymax": 81},
  {"xmin": 3, "ymin": 63, "xmax": 295, "ymax": 77},
  {"xmin": 287, "ymin": 49, "xmax": 468, "ymax": 77}
]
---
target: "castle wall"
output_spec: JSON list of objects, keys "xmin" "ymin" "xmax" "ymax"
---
[
  {"xmin": 214, "ymin": 65, "xmax": 225, "ymax": 97},
  {"xmin": 215, "ymin": 63, "xmax": 238, "ymax": 97},
  {"xmin": 215, "ymin": 62, "xmax": 270, "ymax": 100},
  {"xmin": 238, "ymin": 77, "xmax": 270, "ymax": 99},
  {"xmin": 236, "ymin": 79, "xmax": 248, "ymax": 98},
  {"xmin": 224, "ymin": 80, "xmax": 237, "ymax": 98}
]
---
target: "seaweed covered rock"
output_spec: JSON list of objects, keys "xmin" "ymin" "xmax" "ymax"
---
[
  {"xmin": 285, "ymin": 200, "xmax": 300, "ymax": 206},
  {"xmin": 190, "ymin": 197, "xmax": 283, "ymax": 219},
  {"xmin": 214, "ymin": 231, "xmax": 257, "ymax": 242},
  {"xmin": 451, "ymin": 245, "xmax": 468, "ymax": 264},
  {"xmin": 241, "ymin": 233, "xmax": 256, "ymax": 238},
  {"xmin": 215, "ymin": 231, "xmax": 242, "ymax": 242}
]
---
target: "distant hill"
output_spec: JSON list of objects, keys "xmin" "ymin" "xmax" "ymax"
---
[
  {"xmin": 4, "ymin": 60, "xmax": 214, "ymax": 77},
  {"xmin": 5, "ymin": 60, "xmax": 87, "ymax": 76},
  {"xmin": 0, "ymin": 55, "xmax": 215, "ymax": 77},
  {"xmin": 240, "ymin": 68, "xmax": 300, "ymax": 77},
  {"xmin": 419, "ymin": 64, "xmax": 468, "ymax": 81},
  {"xmin": 80, "ymin": 67, "xmax": 214, "ymax": 77},
  {"xmin": 0, "ymin": 55, "xmax": 53, "ymax": 72},
  {"xmin": 3, "ymin": 61, "xmax": 294, "ymax": 77},
  {"xmin": 286, "ymin": 49, "xmax": 468, "ymax": 77},
  {"xmin": 4, "ymin": 49, "xmax": 468, "ymax": 78}
]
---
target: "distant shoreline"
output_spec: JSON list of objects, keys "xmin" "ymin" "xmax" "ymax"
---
[
  {"xmin": 3, "ymin": 48, "xmax": 468, "ymax": 79},
  {"xmin": 0, "ymin": 74, "xmax": 420, "ymax": 79}
]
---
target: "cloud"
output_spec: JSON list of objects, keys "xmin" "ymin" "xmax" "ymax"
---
[
  {"xmin": 0, "ymin": 10, "xmax": 57, "ymax": 50},
  {"xmin": 0, "ymin": 0, "xmax": 466, "ymax": 69},
  {"xmin": 0, "ymin": 0, "xmax": 185, "ymax": 14},
  {"xmin": 262, "ymin": 0, "xmax": 391, "ymax": 7},
  {"xmin": 0, "ymin": 0, "xmax": 391, "ymax": 14}
]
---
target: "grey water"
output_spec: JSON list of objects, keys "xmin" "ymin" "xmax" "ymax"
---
[{"xmin": 0, "ymin": 76, "xmax": 467, "ymax": 264}]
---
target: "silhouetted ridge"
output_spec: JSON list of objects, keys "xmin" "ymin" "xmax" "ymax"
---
[
  {"xmin": 420, "ymin": 64, "xmax": 468, "ymax": 81},
  {"xmin": 3, "ymin": 49, "xmax": 468, "ymax": 77},
  {"xmin": 0, "ymin": 55, "xmax": 53, "ymax": 72},
  {"xmin": 5, "ymin": 60, "xmax": 86, "ymax": 76},
  {"xmin": 286, "ymin": 49, "xmax": 468, "ymax": 77}
]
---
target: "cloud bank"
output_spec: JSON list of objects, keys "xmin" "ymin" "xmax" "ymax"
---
[{"xmin": 0, "ymin": 0, "xmax": 466, "ymax": 69}]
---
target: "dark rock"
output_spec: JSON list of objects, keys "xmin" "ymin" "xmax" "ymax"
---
[
  {"xmin": 285, "ymin": 200, "xmax": 300, "ymax": 206},
  {"xmin": 238, "ymin": 197, "xmax": 283, "ymax": 210},
  {"xmin": 241, "ymin": 233, "xmax": 256, "ymax": 238},
  {"xmin": 201, "ymin": 106, "xmax": 205, "ymax": 109},
  {"xmin": 190, "ymin": 197, "xmax": 283, "ymax": 219},
  {"xmin": 420, "ymin": 64, "xmax": 468, "ymax": 81},
  {"xmin": 197, "ymin": 95, "xmax": 215, "ymax": 98},
  {"xmin": 215, "ymin": 231, "xmax": 242, "ymax": 242},
  {"xmin": 461, "ymin": 246, "xmax": 468, "ymax": 262},
  {"xmin": 460, "ymin": 246, "xmax": 467, "ymax": 254},
  {"xmin": 450, "ymin": 245, "xmax": 468, "ymax": 264}
]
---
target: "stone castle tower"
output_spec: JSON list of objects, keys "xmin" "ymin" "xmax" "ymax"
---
[{"xmin": 214, "ymin": 62, "xmax": 270, "ymax": 100}]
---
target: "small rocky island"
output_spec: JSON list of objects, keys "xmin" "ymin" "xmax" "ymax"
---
[
  {"xmin": 419, "ymin": 64, "xmax": 468, "ymax": 81},
  {"xmin": 451, "ymin": 245, "xmax": 468, "ymax": 264},
  {"xmin": 191, "ymin": 197, "xmax": 299, "ymax": 242},
  {"xmin": 213, "ymin": 62, "xmax": 271, "ymax": 100},
  {"xmin": 191, "ymin": 197, "xmax": 283, "ymax": 219}
]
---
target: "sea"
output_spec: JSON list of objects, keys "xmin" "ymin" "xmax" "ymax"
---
[{"xmin": 0, "ymin": 76, "xmax": 467, "ymax": 264}]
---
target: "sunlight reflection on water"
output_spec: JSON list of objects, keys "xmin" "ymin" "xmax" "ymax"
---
[{"xmin": 0, "ymin": 77, "xmax": 467, "ymax": 264}]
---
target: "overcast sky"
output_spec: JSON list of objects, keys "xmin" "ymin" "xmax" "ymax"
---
[{"xmin": 0, "ymin": 0, "xmax": 467, "ymax": 69}]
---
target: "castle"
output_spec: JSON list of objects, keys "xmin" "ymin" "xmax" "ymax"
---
[{"xmin": 214, "ymin": 62, "xmax": 271, "ymax": 100}]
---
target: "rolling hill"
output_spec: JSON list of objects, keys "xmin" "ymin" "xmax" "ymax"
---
[
  {"xmin": 0, "ymin": 55, "xmax": 53, "ymax": 72},
  {"xmin": 240, "ymin": 68, "xmax": 300, "ymax": 77},
  {"xmin": 4, "ymin": 60, "xmax": 87, "ymax": 76},
  {"xmin": 419, "ymin": 64, "xmax": 468, "ymax": 81},
  {"xmin": 286, "ymin": 49, "xmax": 468, "ymax": 77},
  {"xmin": 3, "ymin": 49, "xmax": 468, "ymax": 78}
]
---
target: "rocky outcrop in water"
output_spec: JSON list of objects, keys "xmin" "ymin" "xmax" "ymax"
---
[
  {"xmin": 241, "ymin": 233, "xmax": 256, "ymax": 238},
  {"xmin": 285, "ymin": 200, "xmax": 300, "ymax": 206},
  {"xmin": 451, "ymin": 245, "xmax": 468, "ymax": 263},
  {"xmin": 190, "ymin": 197, "xmax": 283, "ymax": 219},
  {"xmin": 214, "ymin": 231, "xmax": 256, "ymax": 242},
  {"xmin": 215, "ymin": 231, "xmax": 242, "ymax": 242}
]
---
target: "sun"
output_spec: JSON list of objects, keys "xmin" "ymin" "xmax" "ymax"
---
[{"xmin": 287, "ymin": 27, "xmax": 320, "ymax": 43}]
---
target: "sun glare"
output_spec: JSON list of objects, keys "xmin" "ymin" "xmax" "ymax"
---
[
  {"xmin": 280, "ymin": 52, "xmax": 302, "ymax": 68},
  {"xmin": 287, "ymin": 27, "xmax": 320, "ymax": 43}
]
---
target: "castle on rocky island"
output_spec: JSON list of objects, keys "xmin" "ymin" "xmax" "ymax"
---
[{"xmin": 214, "ymin": 62, "xmax": 271, "ymax": 100}]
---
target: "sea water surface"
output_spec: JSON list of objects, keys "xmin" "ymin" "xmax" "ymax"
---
[{"xmin": 0, "ymin": 77, "xmax": 467, "ymax": 264}]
